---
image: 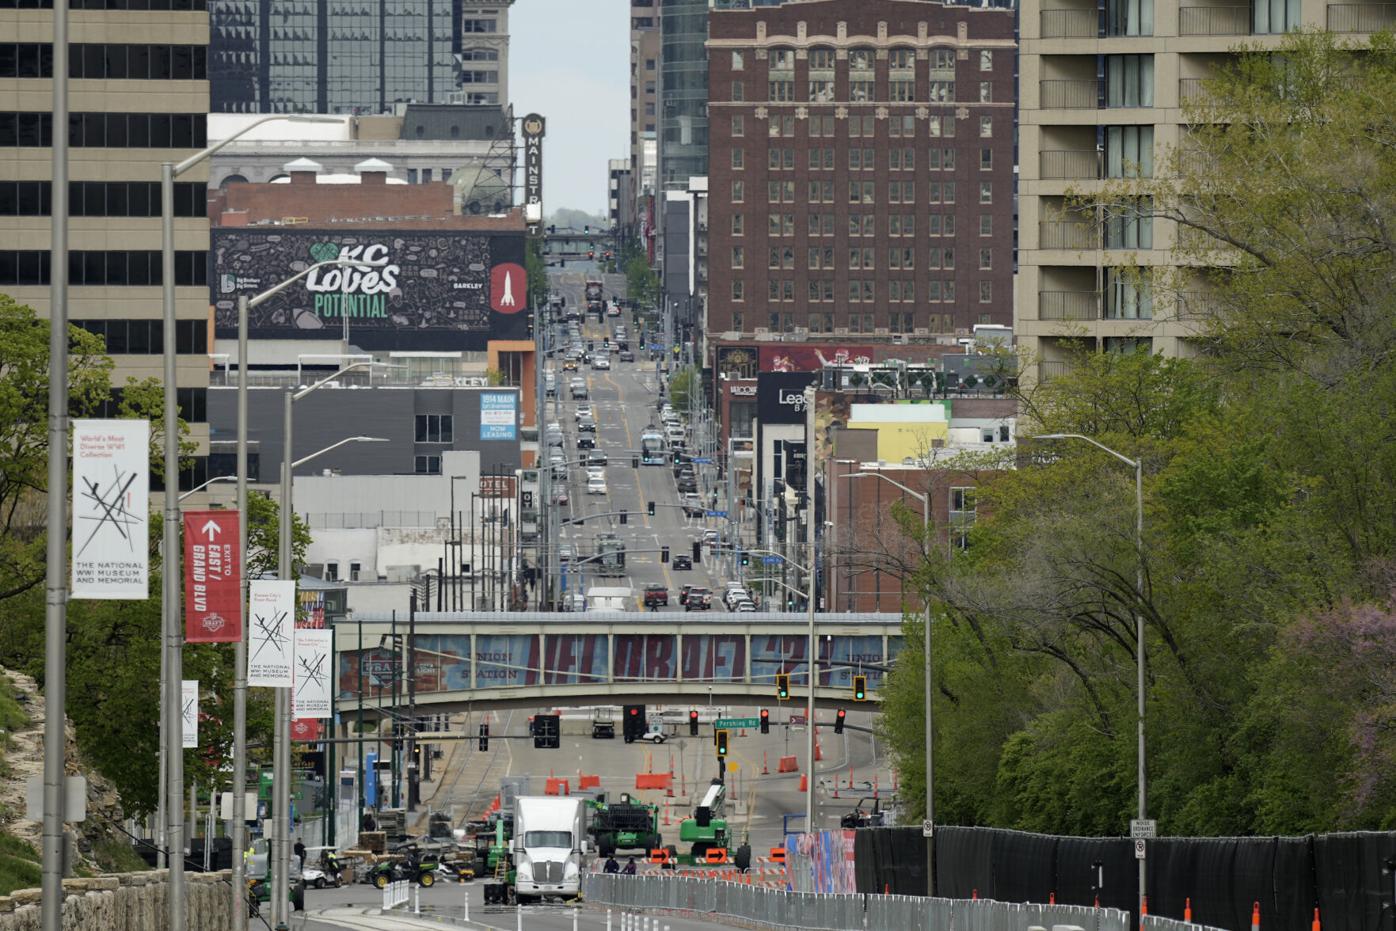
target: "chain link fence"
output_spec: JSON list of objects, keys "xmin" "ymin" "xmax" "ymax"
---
[{"xmin": 582, "ymin": 873, "xmax": 1132, "ymax": 931}]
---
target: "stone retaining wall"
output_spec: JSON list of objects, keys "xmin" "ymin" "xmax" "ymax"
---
[{"xmin": 0, "ymin": 870, "xmax": 234, "ymax": 931}]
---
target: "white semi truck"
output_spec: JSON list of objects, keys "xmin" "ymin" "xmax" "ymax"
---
[{"xmin": 512, "ymin": 796, "xmax": 587, "ymax": 901}]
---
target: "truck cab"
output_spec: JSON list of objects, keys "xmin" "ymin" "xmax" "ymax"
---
[{"xmin": 512, "ymin": 796, "xmax": 586, "ymax": 901}]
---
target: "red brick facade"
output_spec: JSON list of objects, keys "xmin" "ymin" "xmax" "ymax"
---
[{"xmin": 706, "ymin": 0, "xmax": 1016, "ymax": 341}]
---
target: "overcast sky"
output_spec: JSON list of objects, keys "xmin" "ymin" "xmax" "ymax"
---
[{"xmin": 511, "ymin": 0, "xmax": 630, "ymax": 217}]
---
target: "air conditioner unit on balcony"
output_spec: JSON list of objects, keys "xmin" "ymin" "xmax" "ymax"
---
[
  {"xmin": 892, "ymin": 334, "xmax": 907, "ymax": 344},
  {"xmin": 874, "ymin": 327, "xmax": 890, "ymax": 336},
  {"xmin": 834, "ymin": 327, "xmax": 850, "ymax": 336},
  {"xmin": 913, "ymin": 327, "xmax": 930, "ymax": 336}
]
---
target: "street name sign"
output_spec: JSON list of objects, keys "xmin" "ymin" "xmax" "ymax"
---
[{"xmin": 714, "ymin": 717, "xmax": 760, "ymax": 730}]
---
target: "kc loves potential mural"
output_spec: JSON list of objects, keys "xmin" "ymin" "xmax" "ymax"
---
[{"xmin": 211, "ymin": 229, "xmax": 528, "ymax": 351}]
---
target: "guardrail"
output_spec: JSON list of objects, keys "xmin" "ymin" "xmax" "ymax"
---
[{"xmin": 581, "ymin": 874, "xmax": 1131, "ymax": 931}]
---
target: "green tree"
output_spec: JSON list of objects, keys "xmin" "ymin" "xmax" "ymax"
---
[
  {"xmin": 525, "ymin": 238, "xmax": 550, "ymax": 311},
  {"xmin": 624, "ymin": 255, "xmax": 659, "ymax": 309},
  {"xmin": 668, "ymin": 365, "xmax": 699, "ymax": 412}
]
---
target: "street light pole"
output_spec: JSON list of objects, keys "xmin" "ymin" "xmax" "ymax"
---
[
  {"xmin": 844, "ymin": 469, "xmax": 932, "ymax": 891},
  {"xmin": 1037, "ymin": 433, "xmax": 1146, "ymax": 913},
  {"xmin": 40, "ymin": 4, "xmax": 70, "ymax": 928},
  {"xmin": 803, "ymin": 386, "xmax": 817, "ymax": 833},
  {"xmin": 230, "ymin": 294, "xmax": 249, "ymax": 927}
]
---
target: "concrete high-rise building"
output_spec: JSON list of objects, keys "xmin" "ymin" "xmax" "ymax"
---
[
  {"xmin": 210, "ymin": 0, "xmax": 514, "ymax": 114},
  {"xmin": 1, "ymin": 2, "xmax": 213, "ymax": 490},
  {"xmin": 1016, "ymin": 0, "xmax": 1386, "ymax": 378},
  {"xmin": 705, "ymin": 0, "xmax": 1018, "ymax": 343},
  {"xmin": 659, "ymin": 0, "xmax": 710, "ymax": 192},
  {"xmin": 631, "ymin": 1, "xmax": 661, "ymax": 184}
]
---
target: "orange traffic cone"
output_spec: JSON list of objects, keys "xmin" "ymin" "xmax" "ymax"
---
[
  {"xmin": 1312, "ymin": 908, "xmax": 1321, "ymax": 931},
  {"xmin": 1141, "ymin": 895, "xmax": 1149, "ymax": 931},
  {"xmin": 1185, "ymin": 898, "xmax": 1193, "ymax": 923},
  {"xmin": 1050, "ymin": 893, "xmax": 1056, "ymax": 905},
  {"xmin": 1252, "ymin": 902, "xmax": 1261, "ymax": 931},
  {"xmin": 972, "ymin": 888, "xmax": 979, "ymax": 901},
  {"xmin": 762, "ymin": 752, "xmax": 769, "ymax": 775},
  {"xmin": 799, "ymin": 773, "xmax": 808, "ymax": 792}
]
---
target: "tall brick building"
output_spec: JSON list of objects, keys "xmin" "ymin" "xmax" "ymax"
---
[{"xmin": 706, "ymin": 0, "xmax": 1016, "ymax": 343}]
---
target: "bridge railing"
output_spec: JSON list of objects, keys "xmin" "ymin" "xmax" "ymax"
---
[{"xmin": 581, "ymin": 874, "xmax": 1132, "ymax": 931}]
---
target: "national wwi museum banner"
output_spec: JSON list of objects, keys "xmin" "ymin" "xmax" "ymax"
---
[{"xmin": 210, "ymin": 228, "xmax": 529, "ymax": 351}]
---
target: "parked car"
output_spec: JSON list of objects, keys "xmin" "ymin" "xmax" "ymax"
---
[{"xmin": 643, "ymin": 584, "xmax": 669, "ymax": 608}]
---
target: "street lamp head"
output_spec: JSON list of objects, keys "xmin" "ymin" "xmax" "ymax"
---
[
  {"xmin": 351, "ymin": 437, "xmax": 390, "ymax": 444},
  {"xmin": 287, "ymin": 116, "xmax": 346, "ymax": 124},
  {"xmin": 1035, "ymin": 433, "xmax": 1071, "ymax": 440}
]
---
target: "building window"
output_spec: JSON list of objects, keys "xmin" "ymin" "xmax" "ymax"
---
[
  {"xmin": 349, "ymin": 562, "xmax": 362, "ymax": 582},
  {"xmin": 981, "ymin": 147, "xmax": 993, "ymax": 170},
  {"xmin": 415, "ymin": 414, "xmax": 454, "ymax": 443},
  {"xmin": 1254, "ymin": 0, "xmax": 1298, "ymax": 31},
  {"xmin": 849, "ymin": 47, "xmax": 875, "ymax": 71},
  {"xmin": 848, "ymin": 115, "xmax": 876, "ymax": 138},
  {"xmin": 928, "ymin": 81, "xmax": 954, "ymax": 103},
  {"xmin": 731, "ymin": 180, "xmax": 743, "ymax": 203},
  {"xmin": 889, "ymin": 115, "xmax": 916, "ymax": 138},
  {"xmin": 1106, "ymin": 55, "xmax": 1155, "ymax": 108},
  {"xmin": 731, "ymin": 114, "xmax": 744, "ymax": 137},
  {"xmin": 980, "ymin": 116, "xmax": 993, "ymax": 138},
  {"xmin": 1105, "ymin": 198, "xmax": 1154, "ymax": 249},
  {"xmin": 979, "ymin": 281, "xmax": 993, "ymax": 303},
  {"xmin": 731, "ymin": 148, "xmax": 744, "ymax": 169},
  {"xmin": 980, "ymin": 215, "xmax": 993, "ymax": 236},
  {"xmin": 732, "ymin": 214, "xmax": 744, "ymax": 236},
  {"xmin": 462, "ymin": 18, "xmax": 497, "ymax": 32},
  {"xmin": 1106, "ymin": 269, "xmax": 1154, "ymax": 319},
  {"xmin": 980, "ymin": 50, "xmax": 994, "ymax": 71},
  {"xmin": 810, "ymin": 79, "xmax": 835, "ymax": 103},
  {"xmin": 979, "ymin": 181, "xmax": 993, "ymax": 204},
  {"xmin": 768, "ymin": 114, "xmax": 796, "ymax": 137},
  {"xmin": 1106, "ymin": 125, "xmax": 1154, "ymax": 178},
  {"xmin": 928, "ymin": 114, "xmax": 956, "ymax": 138},
  {"xmin": 1106, "ymin": 0, "xmax": 1155, "ymax": 36},
  {"xmin": 731, "ymin": 81, "xmax": 744, "ymax": 101},
  {"xmin": 731, "ymin": 246, "xmax": 744, "ymax": 269},
  {"xmin": 769, "ymin": 80, "xmax": 795, "ymax": 102},
  {"xmin": 731, "ymin": 50, "xmax": 745, "ymax": 71},
  {"xmin": 979, "ymin": 81, "xmax": 993, "ymax": 103},
  {"xmin": 950, "ymin": 486, "xmax": 977, "ymax": 550},
  {"xmin": 732, "ymin": 311, "xmax": 744, "ymax": 332},
  {"xmin": 732, "ymin": 280, "xmax": 744, "ymax": 301},
  {"xmin": 889, "ymin": 246, "xmax": 915, "ymax": 269},
  {"xmin": 890, "ymin": 80, "xmax": 915, "ymax": 102},
  {"xmin": 325, "ymin": 562, "xmax": 338, "ymax": 582},
  {"xmin": 770, "ymin": 48, "xmax": 795, "ymax": 71},
  {"xmin": 979, "ymin": 248, "xmax": 993, "ymax": 270},
  {"xmin": 415, "ymin": 455, "xmax": 442, "ymax": 475},
  {"xmin": 810, "ymin": 47, "xmax": 836, "ymax": 70}
]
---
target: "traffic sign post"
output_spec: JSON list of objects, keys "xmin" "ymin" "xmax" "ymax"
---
[
  {"xmin": 922, "ymin": 820, "xmax": 934, "ymax": 838},
  {"xmin": 1134, "ymin": 839, "xmax": 1147, "ymax": 860},
  {"xmin": 1129, "ymin": 819, "xmax": 1157, "ymax": 839},
  {"xmin": 705, "ymin": 510, "xmax": 728, "ymax": 518}
]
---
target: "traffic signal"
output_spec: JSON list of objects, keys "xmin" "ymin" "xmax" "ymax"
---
[
  {"xmin": 689, "ymin": 710, "xmax": 699, "ymax": 736},
  {"xmin": 776, "ymin": 673, "xmax": 790, "ymax": 701},
  {"xmin": 647, "ymin": 501, "xmax": 656, "ymax": 517},
  {"xmin": 716, "ymin": 730, "xmax": 729, "ymax": 756},
  {"xmin": 623, "ymin": 704, "xmax": 646, "ymax": 743},
  {"xmin": 853, "ymin": 675, "xmax": 867, "ymax": 701},
  {"xmin": 692, "ymin": 541, "xmax": 702, "ymax": 563},
  {"xmin": 587, "ymin": 250, "xmax": 595, "ymax": 259},
  {"xmin": 759, "ymin": 709, "xmax": 770, "ymax": 734},
  {"xmin": 631, "ymin": 456, "xmax": 640, "ymax": 468},
  {"xmin": 619, "ymin": 509, "xmax": 628, "ymax": 525},
  {"xmin": 740, "ymin": 550, "xmax": 750, "ymax": 567},
  {"xmin": 478, "ymin": 722, "xmax": 489, "ymax": 751},
  {"xmin": 834, "ymin": 709, "xmax": 847, "ymax": 734},
  {"xmin": 661, "ymin": 546, "xmax": 670, "ymax": 564},
  {"xmin": 533, "ymin": 714, "xmax": 560, "ymax": 749}
]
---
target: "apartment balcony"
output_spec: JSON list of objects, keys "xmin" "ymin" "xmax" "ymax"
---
[
  {"xmin": 1178, "ymin": 4, "xmax": 1252, "ymax": 34},
  {"xmin": 1040, "ymin": 219, "xmax": 1097, "ymax": 250},
  {"xmin": 1039, "ymin": 290, "xmax": 1099, "ymax": 321},
  {"xmin": 1038, "ymin": 360, "xmax": 1075, "ymax": 382},
  {"xmin": 1040, "ymin": 7, "xmax": 1098, "ymax": 36},
  {"xmin": 1040, "ymin": 149, "xmax": 1099, "ymax": 180},
  {"xmin": 1040, "ymin": 79, "xmax": 1098, "ymax": 109},
  {"xmin": 1176, "ymin": 291, "xmax": 1222, "ymax": 320},
  {"xmin": 1326, "ymin": 2, "xmax": 1396, "ymax": 30},
  {"xmin": 1179, "ymin": 78, "xmax": 1206, "ymax": 103}
]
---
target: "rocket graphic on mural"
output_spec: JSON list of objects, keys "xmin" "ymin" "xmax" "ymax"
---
[{"xmin": 501, "ymin": 269, "xmax": 516, "ymax": 307}]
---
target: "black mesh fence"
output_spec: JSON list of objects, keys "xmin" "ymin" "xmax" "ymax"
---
[{"xmin": 852, "ymin": 826, "xmax": 1396, "ymax": 931}]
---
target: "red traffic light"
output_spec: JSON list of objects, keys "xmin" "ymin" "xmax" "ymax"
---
[
  {"xmin": 629, "ymin": 708, "xmax": 639, "ymax": 716},
  {"xmin": 759, "ymin": 709, "xmax": 769, "ymax": 720},
  {"xmin": 835, "ymin": 708, "xmax": 847, "ymax": 734},
  {"xmin": 690, "ymin": 710, "xmax": 699, "ymax": 720}
]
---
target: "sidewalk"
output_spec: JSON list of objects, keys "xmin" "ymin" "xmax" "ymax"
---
[{"xmin": 298, "ymin": 905, "xmax": 473, "ymax": 930}]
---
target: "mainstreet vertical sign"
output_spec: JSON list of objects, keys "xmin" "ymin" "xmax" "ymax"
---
[
  {"xmin": 183, "ymin": 510, "xmax": 242, "ymax": 643},
  {"xmin": 71, "ymin": 419, "xmax": 150, "ymax": 600},
  {"xmin": 521, "ymin": 112, "xmax": 545, "ymax": 237}
]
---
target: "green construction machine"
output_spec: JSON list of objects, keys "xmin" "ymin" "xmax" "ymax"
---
[
  {"xmin": 587, "ymin": 794, "xmax": 662, "ymax": 856},
  {"xmin": 678, "ymin": 780, "xmax": 729, "ymax": 860}
]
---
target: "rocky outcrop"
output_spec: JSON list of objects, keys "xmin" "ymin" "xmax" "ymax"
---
[{"xmin": 0, "ymin": 871, "xmax": 233, "ymax": 931}]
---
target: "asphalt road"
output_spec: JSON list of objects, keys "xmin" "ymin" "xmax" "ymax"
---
[{"xmin": 544, "ymin": 269, "xmax": 726, "ymax": 609}]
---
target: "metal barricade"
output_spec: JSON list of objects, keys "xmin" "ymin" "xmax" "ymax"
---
[
  {"xmin": 1145, "ymin": 916, "xmax": 1228, "ymax": 931},
  {"xmin": 581, "ymin": 874, "xmax": 1130, "ymax": 931}
]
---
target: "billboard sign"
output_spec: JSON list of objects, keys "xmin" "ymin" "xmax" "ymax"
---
[
  {"xmin": 71, "ymin": 419, "xmax": 149, "ymax": 600},
  {"xmin": 247, "ymin": 580, "xmax": 295, "ymax": 687},
  {"xmin": 760, "ymin": 345, "xmax": 875, "ymax": 372},
  {"xmin": 521, "ymin": 113, "xmax": 545, "ymax": 237},
  {"xmin": 183, "ymin": 510, "xmax": 241, "ymax": 643},
  {"xmin": 480, "ymin": 392, "xmax": 518, "ymax": 441},
  {"xmin": 756, "ymin": 373, "xmax": 817, "ymax": 425},
  {"xmin": 213, "ymin": 229, "xmax": 529, "ymax": 350}
]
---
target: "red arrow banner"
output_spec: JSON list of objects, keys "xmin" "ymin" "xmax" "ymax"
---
[{"xmin": 183, "ymin": 509, "xmax": 242, "ymax": 643}]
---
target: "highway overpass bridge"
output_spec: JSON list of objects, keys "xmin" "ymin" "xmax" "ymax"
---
[{"xmin": 332, "ymin": 611, "xmax": 905, "ymax": 712}]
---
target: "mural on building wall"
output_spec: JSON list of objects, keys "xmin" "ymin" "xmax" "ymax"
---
[
  {"xmin": 613, "ymin": 634, "xmax": 678, "ymax": 681},
  {"xmin": 543, "ymin": 634, "xmax": 608, "ymax": 684}
]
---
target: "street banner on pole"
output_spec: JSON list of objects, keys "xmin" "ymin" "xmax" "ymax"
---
[
  {"xmin": 292, "ymin": 628, "xmax": 333, "ymax": 719},
  {"xmin": 71, "ymin": 419, "xmax": 150, "ymax": 600},
  {"xmin": 290, "ymin": 719, "xmax": 322, "ymax": 742},
  {"xmin": 183, "ymin": 510, "xmax": 242, "ymax": 642},
  {"xmin": 247, "ymin": 580, "xmax": 294, "ymax": 686},
  {"xmin": 181, "ymin": 680, "xmax": 198, "ymax": 749}
]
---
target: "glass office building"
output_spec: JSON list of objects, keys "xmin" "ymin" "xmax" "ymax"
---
[
  {"xmin": 659, "ymin": 0, "xmax": 709, "ymax": 189},
  {"xmin": 211, "ymin": 0, "xmax": 511, "ymax": 114}
]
